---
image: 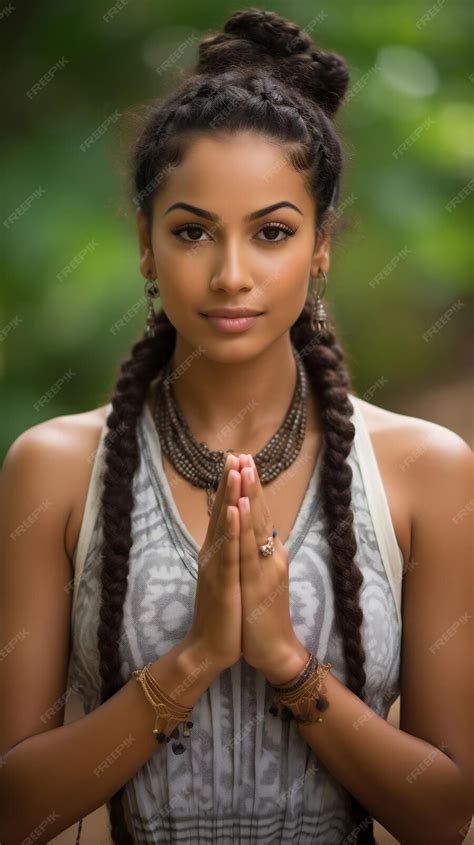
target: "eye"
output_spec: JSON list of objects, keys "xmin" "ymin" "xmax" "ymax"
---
[
  {"xmin": 171, "ymin": 221, "xmax": 297, "ymax": 244},
  {"xmin": 256, "ymin": 223, "xmax": 296, "ymax": 242},
  {"xmin": 172, "ymin": 224, "xmax": 211, "ymax": 243}
]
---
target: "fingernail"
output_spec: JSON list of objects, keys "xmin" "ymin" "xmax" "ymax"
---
[
  {"xmin": 242, "ymin": 497, "xmax": 250, "ymax": 512},
  {"xmin": 248, "ymin": 468, "xmax": 255, "ymax": 483}
]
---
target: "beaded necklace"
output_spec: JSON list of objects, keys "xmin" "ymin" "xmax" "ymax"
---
[{"xmin": 152, "ymin": 347, "xmax": 309, "ymax": 516}]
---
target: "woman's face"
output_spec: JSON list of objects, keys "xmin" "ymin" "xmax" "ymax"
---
[{"xmin": 136, "ymin": 130, "xmax": 330, "ymax": 364}]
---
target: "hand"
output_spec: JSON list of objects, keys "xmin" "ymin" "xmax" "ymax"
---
[
  {"xmin": 236, "ymin": 454, "xmax": 309, "ymax": 685},
  {"xmin": 185, "ymin": 452, "xmax": 243, "ymax": 673}
]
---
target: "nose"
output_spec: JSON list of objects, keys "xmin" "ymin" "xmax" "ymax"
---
[{"xmin": 209, "ymin": 240, "xmax": 254, "ymax": 295}]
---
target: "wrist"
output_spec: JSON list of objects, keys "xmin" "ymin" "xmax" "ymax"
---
[
  {"xmin": 179, "ymin": 637, "xmax": 221, "ymax": 688},
  {"xmin": 148, "ymin": 638, "xmax": 219, "ymax": 711},
  {"xmin": 263, "ymin": 640, "xmax": 310, "ymax": 687}
]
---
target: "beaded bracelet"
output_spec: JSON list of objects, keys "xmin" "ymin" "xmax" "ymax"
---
[
  {"xmin": 268, "ymin": 652, "xmax": 332, "ymax": 724},
  {"xmin": 271, "ymin": 652, "xmax": 318, "ymax": 694}
]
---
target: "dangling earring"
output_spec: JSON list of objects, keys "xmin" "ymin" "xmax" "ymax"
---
[
  {"xmin": 309, "ymin": 270, "xmax": 328, "ymax": 334},
  {"xmin": 144, "ymin": 269, "xmax": 160, "ymax": 338}
]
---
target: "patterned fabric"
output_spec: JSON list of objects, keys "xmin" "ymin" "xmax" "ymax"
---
[{"xmin": 67, "ymin": 393, "xmax": 403, "ymax": 844}]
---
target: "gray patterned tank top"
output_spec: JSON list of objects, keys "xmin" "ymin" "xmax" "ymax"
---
[{"xmin": 66, "ymin": 391, "xmax": 404, "ymax": 844}]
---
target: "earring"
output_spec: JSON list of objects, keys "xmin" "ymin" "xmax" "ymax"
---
[
  {"xmin": 144, "ymin": 269, "xmax": 160, "ymax": 338},
  {"xmin": 309, "ymin": 270, "xmax": 328, "ymax": 334}
]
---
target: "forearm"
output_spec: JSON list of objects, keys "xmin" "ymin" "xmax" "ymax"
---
[
  {"xmin": 270, "ymin": 650, "xmax": 471, "ymax": 845},
  {"xmin": 0, "ymin": 637, "xmax": 218, "ymax": 843}
]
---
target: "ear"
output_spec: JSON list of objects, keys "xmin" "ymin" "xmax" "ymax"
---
[
  {"xmin": 310, "ymin": 230, "xmax": 330, "ymax": 277},
  {"xmin": 136, "ymin": 208, "xmax": 155, "ymax": 278}
]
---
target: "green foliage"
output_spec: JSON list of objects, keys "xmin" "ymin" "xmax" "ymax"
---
[{"xmin": 1, "ymin": 1, "xmax": 472, "ymax": 454}]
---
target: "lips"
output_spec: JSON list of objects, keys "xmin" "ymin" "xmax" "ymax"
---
[
  {"xmin": 200, "ymin": 308, "xmax": 264, "ymax": 318},
  {"xmin": 200, "ymin": 313, "xmax": 263, "ymax": 333}
]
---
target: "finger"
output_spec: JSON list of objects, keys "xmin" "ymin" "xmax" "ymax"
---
[
  {"xmin": 240, "ymin": 455, "xmax": 273, "ymax": 538},
  {"xmin": 220, "ymin": 504, "xmax": 240, "ymax": 587},
  {"xmin": 208, "ymin": 452, "xmax": 240, "ymax": 536},
  {"xmin": 214, "ymin": 466, "xmax": 241, "ymax": 553},
  {"xmin": 202, "ymin": 467, "xmax": 240, "ymax": 568},
  {"xmin": 238, "ymin": 496, "xmax": 258, "ymax": 579}
]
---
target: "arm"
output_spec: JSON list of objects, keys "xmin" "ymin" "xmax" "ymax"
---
[
  {"xmin": 266, "ymin": 423, "xmax": 473, "ymax": 845},
  {"xmin": 1, "ymin": 641, "xmax": 216, "ymax": 844},
  {"xmin": 0, "ymin": 426, "xmax": 219, "ymax": 843}
]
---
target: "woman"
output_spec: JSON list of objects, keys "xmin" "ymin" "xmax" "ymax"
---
[{"xmin": 0, "ymin": 8, "xmax": 472, "ymax": 845}]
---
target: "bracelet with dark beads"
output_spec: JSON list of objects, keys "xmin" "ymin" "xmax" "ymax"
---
[
  {"xmin": 269, "ymin": 652, "xmax": 318, "ymax": 695},
  {"xmin": 268, "ymin": 654, "xmax": 331, "ymax": 724}
]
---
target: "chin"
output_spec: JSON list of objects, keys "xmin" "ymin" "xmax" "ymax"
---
[{"xmin": 198, "ymin": 335, "xmax": 265, "ymax": 364}]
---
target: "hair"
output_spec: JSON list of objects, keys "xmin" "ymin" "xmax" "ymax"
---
[{"xmin": 95, "ymin": 9, "xmax": 375, "ymax": 844}]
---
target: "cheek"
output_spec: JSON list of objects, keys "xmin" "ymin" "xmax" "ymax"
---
[
  {"xmin": 154, "ymin": 249, "xmax": 206, "ymax": 309},
  {"xmin": 260, "ymin": 276, "xmax": 308, "ymax": 334},
  {"xmin": 267, "ymin": 256, "xmax": 310, "ymax": 311},
  {"xmin": 261, "ymin": 238, "xmax": 311, "ymax": 285},
  {"xmin": 274, "ymin": 284, "xmax": 309, "ymax": 326}
]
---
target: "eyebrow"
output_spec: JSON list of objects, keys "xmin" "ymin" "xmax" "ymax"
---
[{"xmin": 163, "ymin": 200, "xmax": 303, "ymax": 222}]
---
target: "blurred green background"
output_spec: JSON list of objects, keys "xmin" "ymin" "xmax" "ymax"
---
[{"xmin": 1, "ymin": 0, "xmax": 473, "ymax": 458}]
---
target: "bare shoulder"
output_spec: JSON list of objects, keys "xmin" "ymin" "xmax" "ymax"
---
[
  {"xmin": 353, "ymin": 394, "xmax": 472, "ymax": 558},
  {"xmin": 2, "ymin": 403, "xmax": 110, "ymax": 563},
  {"xmin": 355, "ymin": 392, "xmax": 472, "ymax": 463}
]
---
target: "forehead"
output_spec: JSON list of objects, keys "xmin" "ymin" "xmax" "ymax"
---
[{"xmin": 153, "ymin": 130, "xmax": 313, "ymax": 217}]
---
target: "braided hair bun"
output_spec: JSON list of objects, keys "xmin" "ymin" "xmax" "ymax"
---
[{"xmin": 196, "ymin": 8, "xmax": 350, "ymax": 118}]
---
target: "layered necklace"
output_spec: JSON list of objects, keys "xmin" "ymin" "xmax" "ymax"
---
[{"xmin": 152, "ymin": 347, "xmax": 309, "ymax": 516}]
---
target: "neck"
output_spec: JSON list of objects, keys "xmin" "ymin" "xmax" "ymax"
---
[{"xmin": 149, "ymin": 334, "xmax": 318, "ymax": 454}]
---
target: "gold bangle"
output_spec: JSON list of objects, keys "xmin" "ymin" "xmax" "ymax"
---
[
  {"xmin": 140, "ymin": 664, "xmax": 190, "ymax": 713},
  {"xmin": 132, "ymin": 664, "xmax": 194, "ymax": 752}
]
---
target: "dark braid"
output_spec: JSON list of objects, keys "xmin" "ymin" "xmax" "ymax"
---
[
  {"xmin": 97, "ymin": 312, "xmax": 176, "ymax": 843},
  {"xmin": 97, "ymin": 8, "xmax": 376, "ymax": 844},
  {"xmin": 291, "ymin": 310, "xmax": 375, "ymax": 844}
]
